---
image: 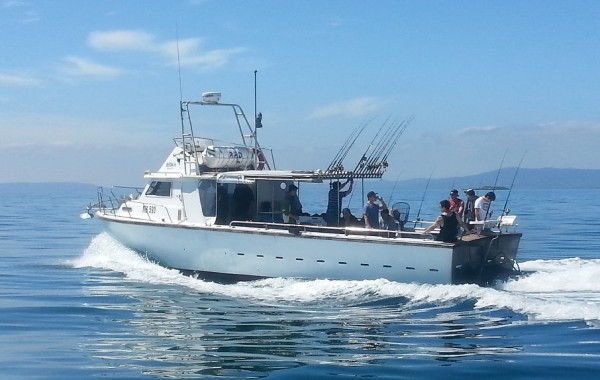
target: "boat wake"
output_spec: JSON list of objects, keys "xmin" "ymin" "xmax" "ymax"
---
[{"xmin": 73, "ymin": 233, "xmax": 600, "ymax": 323}]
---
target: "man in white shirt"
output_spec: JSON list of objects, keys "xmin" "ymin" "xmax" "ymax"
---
[{"xmin": 474, "ymin": 191, "xmax": 496, "ymax": 221}]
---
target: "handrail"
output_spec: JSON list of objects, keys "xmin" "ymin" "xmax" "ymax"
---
[
  {"xmin": 228, "ymin": 220, "xmax": 431, "ymax": 240},
  {"xmin": 94, "ymin": 187, "xmax": 175, "ymax": 223},
  {"xmin": 141, "ymin": 203, "xmax": 174, "ymax": 223}
]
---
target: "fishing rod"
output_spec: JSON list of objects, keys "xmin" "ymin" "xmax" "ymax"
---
[
  {"xmin": 413, "ymin": 170, "xmax": 434, "ymax": 228},
  {"xmin": 354, "ymin": 118, "xmax": 394, "ymax": 176},
  {"xmin": 373, "ymin": 117, "xmax": 406, "ymax": 159},
  {"xmin": 379, "ymin": 117, "xmax": 412, "ymax": 165},
  {"xmin": 372, "ymin": 117, "xmax": 411, "ymax": 165},
  {"xmin": 492, "ymin": 150, "xmax": 507, "ymax": 191},
  {"xmin": 368, "ymin": 118, "xmax": 401, "ymax": 164},
  {"xmin": 353, "ymin": 117, "xmax": 408, "ymax": 177},
  {"xmin": 351, "ymin": 118, "xmax": 389, "ymax": 175},
  {"xmin": 450, "ymin": 170, "xmax": 458, "ymax": 190},
  {"xmin": 326, "ymin": 122, "xmax": 364, "ymax": 172},
  {"xmin": 332, "ymin": 120, "xmax": 371, "ymax": 172},
  {"xmin": 387, "ymin": 172, "xmax": 402, "ymax": 205},
  {"xmin": 484, "ymin": 150, "xmax": 507, "ymax": 221},
  {"xmin": 501, "ymin": 151, "xmax": 527, "ymax": 215}
]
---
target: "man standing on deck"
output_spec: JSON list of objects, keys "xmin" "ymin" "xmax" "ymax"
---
[
  {"xmin": 325, "ymin": 178, "xmax": 353, "ymax": 227},
  {"xmin": 463, "ymin": 188, "xmax": 477, "ymax": 224},
  {"xmin": 282, "ymin": 184, "xmax": 303, "ymax": 224},
  {"xmin": 474, "ymin": 191, "xmax": 496, "ymax": 221},
  {"xmin": 363, "ymin": 191, "xmax": 387, "ymax": 229},
  {"xmin": 449, "ymin": 189, "xmax": 464, "ymax": 218}
]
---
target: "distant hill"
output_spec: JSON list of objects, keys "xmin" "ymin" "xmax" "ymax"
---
[
  {"xmin": 1, "ymin": 169, "xmax": 599, "ymax": 190},
  {"xmin": 396, "ymin": 168, "xmax": 600, "ymax": 190}
]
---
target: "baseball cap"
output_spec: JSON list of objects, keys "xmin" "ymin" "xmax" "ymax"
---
[
  {"xmin": 465, "ymin": 188, "xmax": 475, "ymax": 196},
  {"xmin": 367, "ymin": 191, "xmax": 377, "ymax": 198},
  {"xmin": 450, "ymin": 189, "xmax": 459, "ymax": 195}
]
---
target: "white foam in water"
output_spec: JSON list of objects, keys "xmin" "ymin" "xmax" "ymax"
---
[
  {"xmin": 504, "ymin": 258, "xmax": 600, "ymax": 292},
  {"xmin": 73, "ymin": 233, "xmax": 600, "ymax": 323}
]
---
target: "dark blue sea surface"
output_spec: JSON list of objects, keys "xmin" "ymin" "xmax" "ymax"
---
[{"xmin": 1, "ymin": 183, "xmax": 599, "ymax": 379}]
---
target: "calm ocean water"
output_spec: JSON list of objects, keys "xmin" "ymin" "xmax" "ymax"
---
[{"xmin": 1, "ymin": 182, "xmax": 599, "ymax": 379}]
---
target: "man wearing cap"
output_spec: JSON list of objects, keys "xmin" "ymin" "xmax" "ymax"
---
[
  {"xmin": 282, "ymin": 184, "xmax": 303, "ymax": 223},
  {"xmin": 463, "ymin": 188, "xmax": 477, "ymax": 224},
  {"xmin": 363, "ymin": 191, "xmax": 387, "ymax": 229},
  {"xmin": 448, "ymin": 189, "xmax": 464, "ymax": 218},
  {"xmin": 475, "ymin": 191, "xmax": 496, "ymax": 221}
]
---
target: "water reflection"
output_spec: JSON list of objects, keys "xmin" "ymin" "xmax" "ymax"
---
[{"xmin": 80, "ymin": 271, "xmax": 527, "ymax": 377}]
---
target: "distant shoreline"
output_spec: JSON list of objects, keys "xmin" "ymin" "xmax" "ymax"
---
[
  {"xmin": 473, "ymin": 186, "xmax": 509, "ymax": 191},
  {"xmin": 1, "ymin": 168, "xmax": 599, "ymax": 190}
]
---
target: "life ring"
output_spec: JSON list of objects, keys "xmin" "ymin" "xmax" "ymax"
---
[{"xmin": 253, "ymin": 148, "xmax": 266, "ymax": 170}]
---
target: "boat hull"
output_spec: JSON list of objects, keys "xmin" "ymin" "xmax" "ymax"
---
[{"xmin": 99, "ymin": 214, "xmax": 521, "ymax": 285}]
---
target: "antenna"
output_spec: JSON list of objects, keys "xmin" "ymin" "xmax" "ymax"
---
[
  {"xmin": 254, "ymin": 70, "xmax": 257, "ymax": 126},
  {"xmin": 176, "ymin": 24, "xmax": 185, "ymax": 136},
  {"xmin": 176, "ymin": 27, "xmax": 183, "ymax": 102}
]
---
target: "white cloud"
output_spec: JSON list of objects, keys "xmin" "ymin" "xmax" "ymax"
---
[
  {"xmin": 87, "ymin": 29, "xmax": 246, "ymax": 69},
  {"xmin": 178, "ymin": 47, "xmax": 247, "ymax": 68},
  {"xmin": 60, "ymin": 56, "xmax": 123, "ymax": 78},
  {"xmin": 308, "ymin": 97, "xmax": 382, "ymax": 120},
  {"xmin": 88, "ymin": 30, "xmax": 156, "ymax": 52},
  {"xmin": 456, "ymin": 121, "xmax": 600, "ymax": 140},
  {"xmin": 457, "ymin": 125, "xmax": 499, "ymax": 135},
  {"xmin": 0, "ymin": 72, "xmax": 41, "ymax": 87},
  {"xmin": 2, "ymin": 0, "xmax": 40, "ymax": 22},
  {"xmin": 2, "ymin": 0, "xmax": 26, "ymax": 8}
]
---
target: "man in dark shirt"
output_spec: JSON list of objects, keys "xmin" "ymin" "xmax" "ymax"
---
[
  {"xmin": 325, "ymin": 178, "xmax": 353, "ymax": 226},
  {"xmin": 363, "ymin": 191, "xmax": 387, "ymax": 229},
  {"xmin": 282, "ymin": 184, "xmax": 303, "ymax": 224}
]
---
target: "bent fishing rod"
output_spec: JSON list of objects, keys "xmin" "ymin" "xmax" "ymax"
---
[
  {"xmin": 501, "ymin": 151, "xmax": 528, "ymax": 215},
  {"xmin": 484, "ymin": 150, "xmax": 507, "ymax": 221}
]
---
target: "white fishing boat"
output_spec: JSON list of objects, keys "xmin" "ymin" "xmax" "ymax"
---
[{"xmin": 85, "ymin": 92, "xmax": 521, "ymax": 286}]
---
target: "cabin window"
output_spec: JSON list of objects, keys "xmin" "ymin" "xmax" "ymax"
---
[
  {"xmin": 145, "ymin": 181, "xmax": 172, "ymax": 197},
  {"xmin": 199, "ymin": 179, "xmax": 217, "ymax": 217}
]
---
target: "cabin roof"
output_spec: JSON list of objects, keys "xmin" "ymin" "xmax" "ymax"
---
[{"xmin": 217, "ymin": 170, "xmax": 324, "ymax": 183}]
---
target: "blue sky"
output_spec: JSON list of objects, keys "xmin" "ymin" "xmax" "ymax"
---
[{"xmin": 1, "ymin": 0, "xmax": 599, "ymax": 185}]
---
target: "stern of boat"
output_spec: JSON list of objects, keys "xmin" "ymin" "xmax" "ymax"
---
[{"xmin": 451, "ymin": 232, "xmax": 522, "ymax": 286}]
